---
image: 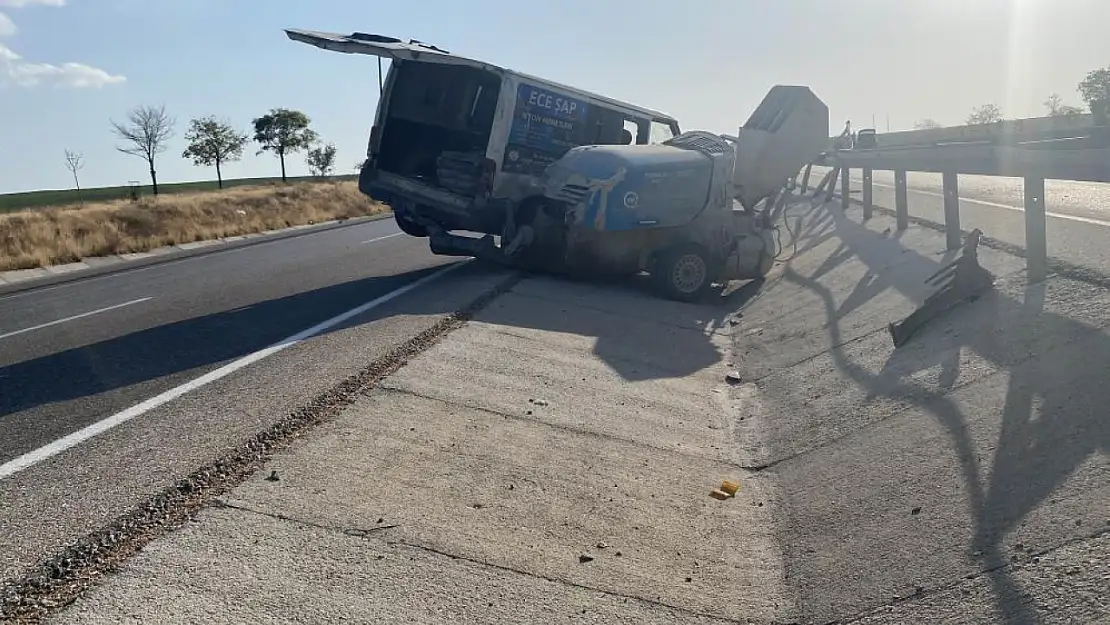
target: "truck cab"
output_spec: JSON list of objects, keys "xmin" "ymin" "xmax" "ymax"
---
[{"xmin": 285, "ymin": 30, "xmax": 681, "ymax": 240}]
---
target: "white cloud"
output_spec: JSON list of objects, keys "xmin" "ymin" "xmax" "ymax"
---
[
  {"xmin": 4, "ymin": 56, "xmax": 125, "ymax": 87},
  {"xmin": 0, "ymin": 2, "xmax": 126, "ymax": 89},
  {"xmin": 0, "ymin": 1, "xmax": 67, "ymax": 7},
  {"xmin": 0, "ymin": 11, "xmax": 15, "ymax": 35}
]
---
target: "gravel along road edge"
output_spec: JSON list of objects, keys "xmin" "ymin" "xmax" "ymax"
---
[{"xmin": 0, "ymin": 264, "xmax": 522, "ymax": 623}]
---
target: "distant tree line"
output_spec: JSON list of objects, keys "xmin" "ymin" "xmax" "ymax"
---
[
  {"xmin": 65, "ymin": 106, "xmax": 340, "ymax": 197},
  {"xmin": 909, "ymin": 65, "xmax": 1110, "ymax": 130}
]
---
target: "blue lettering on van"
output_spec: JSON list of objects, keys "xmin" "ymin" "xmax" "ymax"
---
[{"xmin": 504, "ymin": 83, "xmax": 589, "ymax": 175}]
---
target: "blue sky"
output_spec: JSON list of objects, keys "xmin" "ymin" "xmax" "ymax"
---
[{"xmin": 1, "ymin": 0, "xmax": 1107, "ymax": 193}]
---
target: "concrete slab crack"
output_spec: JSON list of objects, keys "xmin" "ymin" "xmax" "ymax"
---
[
  {"xmin": 214, "ymin": 499, "xmax": 774, "ymax": 625},
  {"xmin": 374, "ymin": 384, "xmax": 758, "ymax": 471}
]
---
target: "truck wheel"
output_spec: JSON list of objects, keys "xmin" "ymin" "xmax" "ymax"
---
[
  {"xmin": 394, "ymin": 212, "xmax": 428, "ymax": 238},
  {"xmin": 654, "ymin": 244, "xmax": 714, "ymax": 302}
]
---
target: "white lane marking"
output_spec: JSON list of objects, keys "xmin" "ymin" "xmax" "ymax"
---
[
  {"xmin": 864, "ymin": 180, "xmax": 1110, "ymax": 228},
  {"xmin": 0, "ymin": 297, "xmax": 153, "ymax": 341},
  {"xmin": 0, "ymin": 261, "xmax": 466, "ymax": 481},
  {"xmin": 361, "ymin": 233, "xmax": 403, "ymax": 245}
]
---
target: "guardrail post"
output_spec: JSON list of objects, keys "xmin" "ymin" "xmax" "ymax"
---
[
  {"xmin": 840, "ymin": 167, "xmax": 850, "ymax": 210},
  {"xmin": 895, "ymin": 170, "xmax": 908, "ymax": 230},
  {"xmin": 801, "ymin": 163, "xmax": 812, "ymax": 193},
  {"xmin": 1024, "ymin": 174, "xmax": 1048, "ymax": 282},
  {"xmin": 827, "ymin": 166, "xmax": 840, "ymax": 201},
  {"xmin": 862, "ymin": 168, "xmax": 873, "ymax": 220},
  {"xmin": 942, "ymin": 171, "xmax": 961, "ymax": 250},
  {"xmin": 815, "ymin": 166, "xmax": 838, "ymax": 201}
]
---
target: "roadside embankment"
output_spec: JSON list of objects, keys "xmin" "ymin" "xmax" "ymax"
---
[{"xmin": 0, "ymin": 182, "xmax": 387, "ymax": 271}]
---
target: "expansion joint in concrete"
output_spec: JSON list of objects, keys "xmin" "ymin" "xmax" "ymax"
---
[
  {"xmin": 373, "ymin": 384, "xmax": 760, "ymax": 472},
  {"xmin": 214, "ymin": 500, "xmax": 762, "ymax": 625}
]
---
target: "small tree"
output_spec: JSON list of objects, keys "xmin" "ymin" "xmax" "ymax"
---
[
  {"xmin": 1078, "ymin": 67, "xmax": 1110, "ymax": 123},
  {"xmin": 111, "ymin": 104, "xmax": 175, "ymax": 196},
  {"xmin": 966, "ymin": 103, "xmax": 1003, "ymax": 125},
  {"xmin": 306, "ymin": 143, "xmax": 337, "ymax": 179},
  {"xmin": 252, "ymin": 108, "xmax": 317, "ymax": 182},
  {"xmin": 914, "ymin": 118, "xmax": 941, "ymax": 130},
  {"xmin": 1044, "ymin": 93, "xmax": 1085, "ymax": 117},
  {"xmin": 182, "ymin": 116, "xmax": 249, "ymax": 189},
  {"xmin": 64, "ymin": 149, "xmax": 85, "ymax": 204},
  {"xmin": 1045, "ymin": 93, "xmax": 1064, "ymax": 115}
]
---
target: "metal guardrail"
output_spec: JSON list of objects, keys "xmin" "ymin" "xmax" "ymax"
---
[
  {"xmin": 828, "ymin": 144, "xmax": 1110, "ymax": 182},
  {"xmin": 795, "ymin": 115, "xmax": 1110, "ymax": 284},
  {"xmin": 799, "ymin": 149, "xmax": 1110, "ymax": 284}
]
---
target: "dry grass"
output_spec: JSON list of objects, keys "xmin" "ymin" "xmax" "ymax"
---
[{"xmin": 0, "ymin": 181, "xmax": 390, "ymax": 271}]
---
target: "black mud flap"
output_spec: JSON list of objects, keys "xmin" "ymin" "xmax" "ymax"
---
[{"xmin": 889, "ymin": 229, "xmax": 994, "ymax": 348}]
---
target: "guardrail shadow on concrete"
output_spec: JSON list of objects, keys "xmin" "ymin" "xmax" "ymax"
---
[
  {"xmin": 780, "ymin": 197, "xmax": 1108, "ymax": 623},
  {"xmin": 0, "ymin": 262, "xmax": 756, "ymax": 460}
]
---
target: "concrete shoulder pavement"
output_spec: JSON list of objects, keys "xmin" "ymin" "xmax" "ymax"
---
[
  {"xmin": 732, "ymin": 198, "xmax": 1110, "ymax": 623},
  {"xmin": 55, "ymin": 274, "xmax": 790, "ymax": 624}
]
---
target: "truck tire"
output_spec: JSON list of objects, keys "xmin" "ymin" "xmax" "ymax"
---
[
  {"xmin": 394, "ymin": 212, "xmax": 428, "ymax": 238},
  {"xmin": 654, "ymin": 244, "xmax": 714, "ymax": 302}
]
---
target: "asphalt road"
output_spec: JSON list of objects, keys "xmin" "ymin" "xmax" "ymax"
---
[
  {"xmin": 0, "ymin": 219, "xmax": 429, "ymax": 465},
  {"xmin": 811, "ymin": 167, "xmax": 1110, "ymax": 276},
  {"xmin": 0, "ymin": 216, "xmax": 511, "ymax": 582}
]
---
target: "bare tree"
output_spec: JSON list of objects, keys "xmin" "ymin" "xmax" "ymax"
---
[
  {"xmin": 914, "ymin": 118, "xmax": 942, "ymax": 130},
  {"xmin": 966, "ymin": 103, "xmax": 1003, "ymax": 125},
  {"xmin": 1044, "ymin": 93, "xmax": 1064, "ymax": 115},
  {"xmin": 1044, "ymin": 94, "xmax": 1084, "ymax": 117},
  {"xmin": 353, "ymin": 159, "xmax": 366, "ymax": 175},
  {"xmin": 306, "ymin": 142, "xmax": 338, "ymax": 179},
  {"xmin": 111, "ymin": 104, "xmax": 175, "ymax": 196},
  {"xmin": 182, "ymin": 116, "xmax": 249, "ymax": 189},
  {"xmin": 64, "ymin": 149, "xmax": 85, "ymax": 205}
]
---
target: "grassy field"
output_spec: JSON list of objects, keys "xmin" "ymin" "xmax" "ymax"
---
[
  {"xmin": 0, "ymin": 181, "xmax": 388, "ymax": 272},
  {"xmin": 0, "ymin": 175, "xmax": 358, "ymax": 213}
]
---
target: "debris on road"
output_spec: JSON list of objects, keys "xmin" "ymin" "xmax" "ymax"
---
[
  {"xmin": 889, "ymin": 228, "xmax": 995, "ymax": 348},
  {"xmin": 578, "ymin": 553, "xmax": 595, "ymax": 563},
  {"xmin": 720, "ymin": 480, "xmax": 741, "ymax": 496},
  {"xmin": 265, "ymin": 471, "xmax": 280, "ymax": 482},
  {"xmin": 725, "ymin": 371, "xmax": 742, "ymax": 384}
]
